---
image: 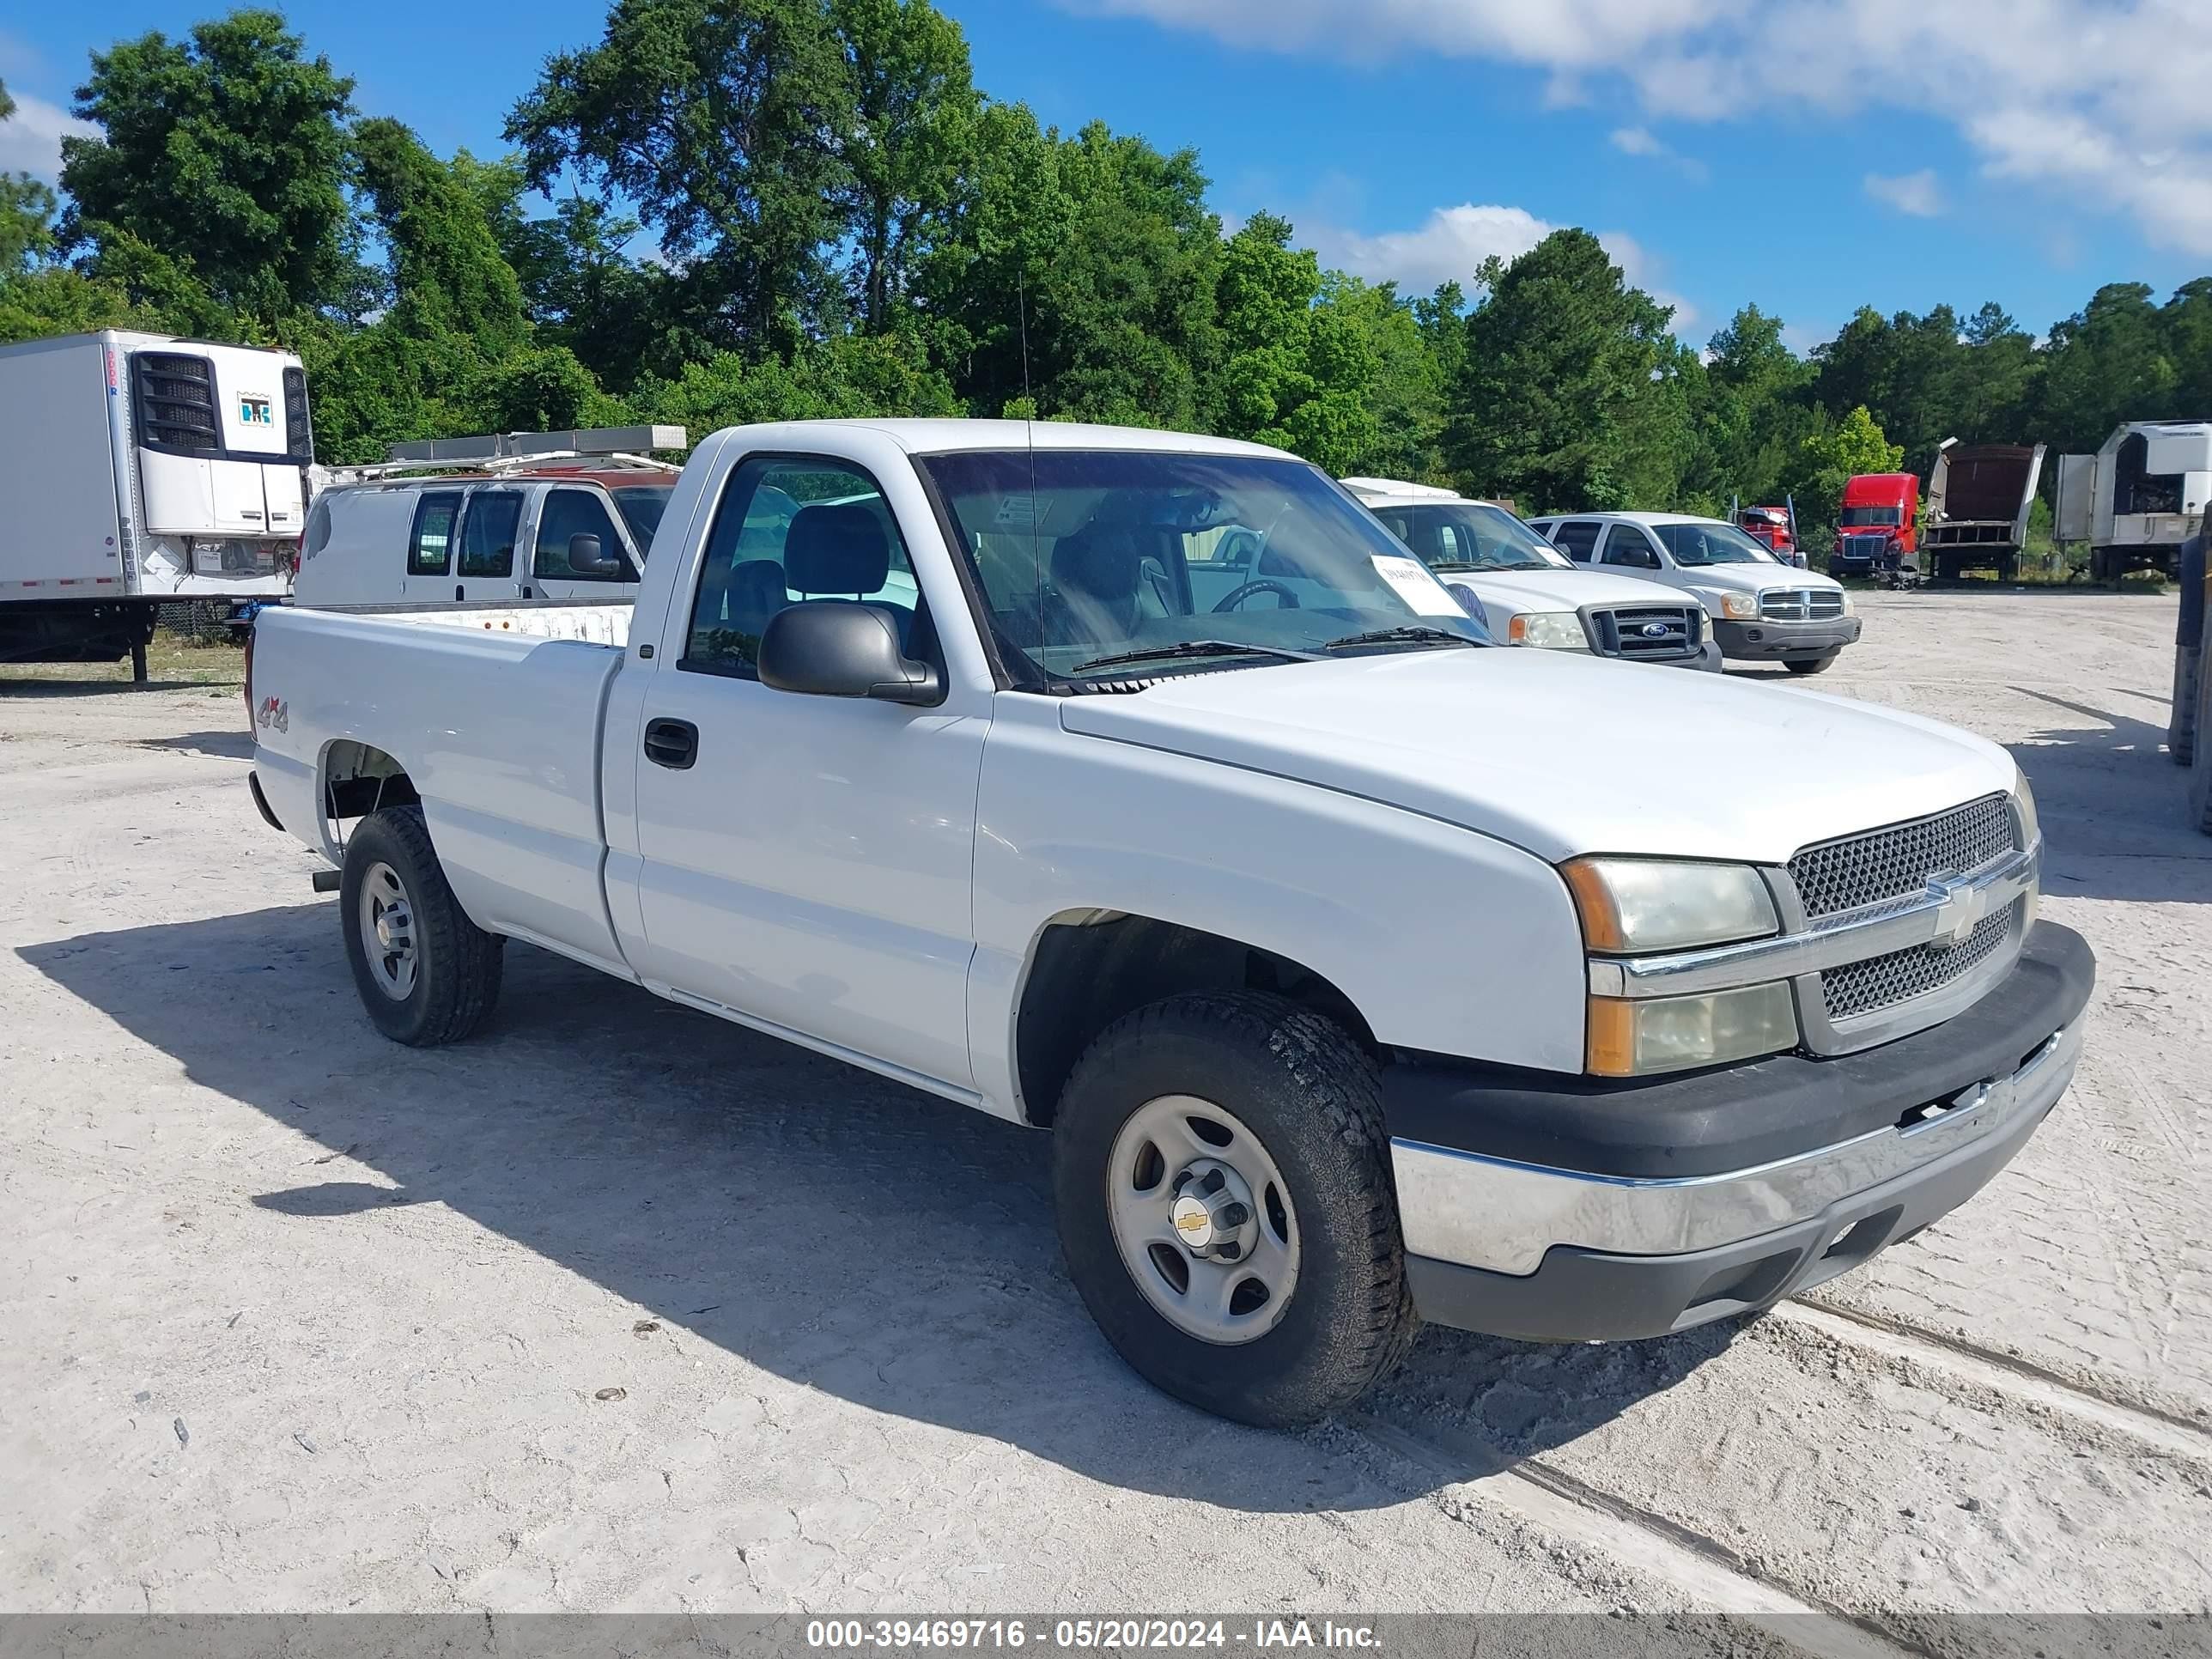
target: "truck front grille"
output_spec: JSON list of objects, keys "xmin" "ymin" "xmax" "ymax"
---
[
  {"xmin": 1839, "ymin": 535, "xmax": 1888, "ymax": 564},
  {"xmin": 1759, "ymin": 587, "xmax": 1846, "ymax": 621},
  {"xmin": 1820, "ymin": 900, "xmax": 2021, "ymax": 1021},
  {"xmin": 1788, "ymin": 793, "xmax": 2015, "ymax": 920},
  {"xmin": 1589, "ymin": 605, "xmax": 1701, "ymax": 659}
]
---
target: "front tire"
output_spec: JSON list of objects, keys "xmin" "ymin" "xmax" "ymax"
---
[
  {"xmin": 2191, "ymin": 637, "xmax": 2212, "ymax": 836},
  {"xmin": 1784, "ymin": 653, "xmax": 1838, "ymax": 676},
  {"xmin": 1052, "ymin": 992, "xmax": 1415, "ymax": 1428},
  {"xmin": 340, "ymin": 806, "xmax": 504, "ymax": 1045}
]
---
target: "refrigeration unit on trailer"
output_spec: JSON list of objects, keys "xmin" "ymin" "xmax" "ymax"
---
[
  {"xmin": 0, "ymin": 331, "xmax": 310, "ymax": 679},
  {"xmin": 2056, "ymin": 421, "xmax": 2212, "ymax": 583},
  {"xmin": 1921, "ymin": 440, "xmax": 2044, "ymax": 583}
]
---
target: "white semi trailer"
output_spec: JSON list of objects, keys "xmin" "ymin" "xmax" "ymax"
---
[
  {"xmin": 2055, "ymin": 420, "xmax": 2212, "ymax": 584},
  {"xmin": 0, "ymin": 331, "xmax": 310, "ymax": 680}
]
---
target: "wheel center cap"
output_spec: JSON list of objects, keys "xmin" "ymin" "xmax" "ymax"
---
[{"xmin": 1170, "ymin": 1194, "xmax": 1215, "ymax": 1250}]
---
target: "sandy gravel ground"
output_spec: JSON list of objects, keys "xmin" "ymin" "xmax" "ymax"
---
[{"xmin": 1, "ymin": 592, "xmax": 2207, "ymax": 1641}]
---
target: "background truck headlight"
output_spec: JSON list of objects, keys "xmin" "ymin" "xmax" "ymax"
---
[
  {"xmin": 1718, "ymin": 592, "xmax": 1759, "ymax": 620},
  {"xmin": 1587, "ymin": 983, "xmax": 1799, "ymax": 1075},
  {"xmin": 1561, "ymin": 856, "xmax": 1780, "ymax": 952},
  {"xmin": 1508, "ymin": 611, "xmax": 1588, "ymax": 649}
]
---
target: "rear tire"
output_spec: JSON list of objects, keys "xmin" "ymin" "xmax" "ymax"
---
[
  {"xmin": 1784, "ymin": 654, "xmax": 1838, "ymax": 676},
  {"xmin": 1052, "ymin": 991, "xmax": 1415, "ymax": 1428},
  {"xmin": 340, "ymin": 806, "xmax": 504, "ymax": 1045}
]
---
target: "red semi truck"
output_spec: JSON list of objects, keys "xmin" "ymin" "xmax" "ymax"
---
[{"xmin": 1831, "ymin": 473, "xmax": 1917, "ymax": 579}]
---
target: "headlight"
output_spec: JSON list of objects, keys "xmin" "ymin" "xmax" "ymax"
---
[
  {"xmin": 1561, "ymin": 856, "xmax": 1781, "ymax": 953},
  {"xmin": 1587, "ymin": 984, "xmax": 1799, "ymax": 1075},
  {"xmin": 1718, "ymin": 592, "xmax": 1759, "ymax": 619},
  {"xmin": 2013, "ymin": 767, "xmax": 2039, "ymax": 848},
  {"xmin": 1838, "ymin": 590, "xmax": 1855, "ymax": 615},
  {"xmin": 1508, "ymin": 611, "xmax": 1588, "ymax": 649}
]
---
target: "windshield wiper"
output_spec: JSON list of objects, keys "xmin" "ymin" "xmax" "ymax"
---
[
  {"xmin": 1321, "ymin": 625, "xmax": 1485, "ymax": 653},
  {"xmin": 1068, "ymin": 639, "xmax": 1322, "ymax": 674}
]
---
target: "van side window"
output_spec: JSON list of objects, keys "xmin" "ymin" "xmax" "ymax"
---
[
  {"xmin": 459, "ymin": 490, "xmax": 523, "ymax": 579},
  {"xmin": 407, "ymin": 491, "xmax": 461, "ymax": 576},
  {"xmin": 1547, "ymin": 520, "xmax": 1601, "ymax": 562},
  {"xmin": 681, "ymin": 457, "xmax": 921, "ymax": 679},
  {"xmin": 534, "ymin": 489, "xmax": 633, "ymax": 581}
]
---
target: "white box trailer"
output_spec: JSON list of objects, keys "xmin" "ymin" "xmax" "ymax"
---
[
  {"xmin": 2054, "ymin": 420, "xmax": 2212, "ymax": 582},
  {"xmin": 0, "ymin": 330, "xmax": 310, "ymax": 679}
]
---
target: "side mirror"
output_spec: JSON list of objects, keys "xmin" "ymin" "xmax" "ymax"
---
[
  {"xmin": 567, "ymin": 533, "xmax": 624, "ymax": 576},
  {"xmin": 757, "ymin": 601, "xmax": 943, "ymax": 706}
]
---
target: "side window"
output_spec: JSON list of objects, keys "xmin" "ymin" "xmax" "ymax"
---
[
  {"xmin": 1547, "ymin": 519, "xmax": 1601, "ymax": 562},
  {"xmin": 1602, "ymin": 526, "xmax": 1662, "ymax": 569},
  {"xmin": 682, "ymin": 457, "xmax": 920, "ymax": 679},
  {"xmin": 301, "ymin": 494, "xmax": 333, "ymax": 561},
  {"xmin": 534, "ymin": 489, "xmax": 634, "ymax": 581},
  {"xmin": 459, "ymin": 490, "xmax": 523, "ymax": 578},
  {"xmin": 406, "ymin": 490, "xmax": 460, "ymax": 576}
]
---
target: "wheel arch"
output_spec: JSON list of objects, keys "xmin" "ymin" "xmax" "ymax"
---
[
  {"xmin": 1010, "ymin": 910, "xmax": 1376, "ymax": 1127},
  {"xmin": 318, "ymin": 738, "xmax": 422, "ymax": 860}
]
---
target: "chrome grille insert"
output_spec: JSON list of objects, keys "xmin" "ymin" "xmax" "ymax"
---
[
  {"xmin": 1820, "ymin": 900, "xmax": 2020, "ymax": 1022},
  {"xmin": 1759, "ymin": 587, "xmax": 1847, "ymax": 621},
  {"xmin": 1789, "ymin": 793, "xmax": 2014, "ymax": 920},
  {"xmin": 1589, "ymin": 604, "xmax": 1701, "ymax": 660}
]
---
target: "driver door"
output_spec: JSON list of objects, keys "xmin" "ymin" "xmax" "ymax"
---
[{"xmin": 623, "ymin": 453, "xmax": 986, "ymax": 1092}]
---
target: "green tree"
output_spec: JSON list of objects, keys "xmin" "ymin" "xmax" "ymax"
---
[
  {"xmin": 918, "ymin": 108, "xmax": 1219, "ymax": 427},
  {"xmin": 830, "ymin": 0, "xmax": 978, "ymax": 334},
  {"xmin": 2035, "ymin": 283, "xmax": 2178, "ymax": 457},
  {"xmin": 1443, "ymin": 229, "xmax": 1682, "ymax": 512},
  {"xmin": 0, "ymin": 77, "xmax": 61, "ymax": 276},
  {"xmin": 1784, "ymin": 404, "xmax": 1905, "ymax": 541},
  {"xmin": 59, "ymin": 10, "xmax": 360, "ymax": 321},
  {"xmin": 508, "ymin": 0, "xmax": 854, "ymax": 356}
]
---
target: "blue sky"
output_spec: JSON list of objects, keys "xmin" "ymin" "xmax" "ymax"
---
[{"xmin": 5, "ymin": 0, "xmax": 2209, "ymax": 353}]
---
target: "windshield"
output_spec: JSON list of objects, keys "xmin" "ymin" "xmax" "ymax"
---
[
  {"xmin": 1839, "ymin": 505, "xmax": 1904, "ymax": 528},
  {"xmin": 1365, "ymin": 501, "xmax": 1572, "ymax": 573},
  {"xmin": 915, "ymin": 450, "xmax": 1490, "ymax": 683},
  {"xmin": 1653, "ymin": 521, "xmax": 1777, "ymax": 566},
  {"xmin": 611, "ymin": 485, "xmax": 676, "ymax": 552}
]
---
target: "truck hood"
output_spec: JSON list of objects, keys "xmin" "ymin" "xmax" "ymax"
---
[
  {"xmin": 1057, "ymin": 648, "xmax": 2013, "ymax": 866},
  {"xmin": 1680, "ymin": 563, "xmax": 1843, "ymax": 596},
  {"xmin": 1445, "ymin": 568, "xmax": 1701, "ymax": 617}
]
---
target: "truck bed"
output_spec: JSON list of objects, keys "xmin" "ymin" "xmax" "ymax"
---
[{"xmin": 250, "ymin": 598, "xmax": 635, "ymax": 975}]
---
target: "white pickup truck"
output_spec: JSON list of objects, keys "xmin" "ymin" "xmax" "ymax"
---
[{"xmin": 248, "ymin": 419, "xmax": 2094, "ymax": 1427}]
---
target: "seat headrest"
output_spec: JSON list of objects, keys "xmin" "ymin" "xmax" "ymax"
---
[
  {"xmin": 785, "ymin": 501, "xmax": 891, "ymax": 595},
  {"xmin": 1050, "ymin": 526, "xmax": 1145, "ymax": 605}
]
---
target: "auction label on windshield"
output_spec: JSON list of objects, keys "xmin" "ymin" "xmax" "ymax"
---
[{"xmin": 1369, "ymin": 554, "xmax": 1465, "ymax": 617}]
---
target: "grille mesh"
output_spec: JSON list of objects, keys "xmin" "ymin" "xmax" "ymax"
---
[
  {"xmin": 1592, "ymin": 605, "xmax": 1700, "ymax": 659},
  {"xmin": 1789, "ymin": 794, "xmax": 2014, "ymax": 920},
  {"xmin": 1820, "ymin": 900, "xmax": 2020, "ymax": 1021}
]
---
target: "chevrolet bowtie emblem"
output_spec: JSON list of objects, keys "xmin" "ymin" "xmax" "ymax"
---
[{"xmin": 1927, "ymin": 874, "xmax": 1985, "ymax": 949}]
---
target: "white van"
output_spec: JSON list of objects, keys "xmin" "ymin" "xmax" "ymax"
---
[{"xmin": 295, "ymin": 469, "xmax": 675, "ymax": 608}]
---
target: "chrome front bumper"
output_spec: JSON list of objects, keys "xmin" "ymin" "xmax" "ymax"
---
[{"xmin": 1393, "ymin": 1017, "xmax": 2081, "ymax": 1278}]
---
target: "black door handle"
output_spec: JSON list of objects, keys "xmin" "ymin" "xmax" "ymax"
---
[{"xmin": 643, "ymin": 718, "xmax": 698, "ymax": 769}]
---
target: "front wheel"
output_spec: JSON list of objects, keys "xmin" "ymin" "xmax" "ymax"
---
[
  {"xmin": 1052, "ymin": 992, "xmax": 1415, "ymax": 1428},
  {"xmin": 1784, "ymin": 653, "xmax": 1838, "ymax": 676},
  {"xmin": 340, "ymin": 806, "xmax": 504, "ymax": 1045}
]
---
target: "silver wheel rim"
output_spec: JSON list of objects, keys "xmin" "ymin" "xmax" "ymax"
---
[
  {"xmin": 357, "ymin": 860, "xmax": 417, "ymax": 1001},
  {"xmin": 1106, "ymin": 1095, "xmax": 1300, "ymax": 1345}
]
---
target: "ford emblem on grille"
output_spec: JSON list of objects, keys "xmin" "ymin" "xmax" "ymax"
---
[{"xmin": 1639, "ymin": 622, "xmax": 1674, "ymax": 638}]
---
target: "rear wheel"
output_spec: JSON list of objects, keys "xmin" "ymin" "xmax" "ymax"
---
[
  {"xmin": 1052, "ymin": 992, "xmax": 1414, "ymax": 1428},
  {"xmin": 340, "ymin": 806, "xmax": 504, "ymax": 1045},
  {"xmin": 1784, "ymin": 653, "xmax": 1838, "ymax": 676}
]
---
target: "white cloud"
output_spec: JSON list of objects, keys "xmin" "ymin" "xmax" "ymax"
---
[
  {"xmin": 1609, "ymin": 125, "xmax": 1710, "ymax": 180},
  {"xmin": 1864, "ymin": 168, "xmax": 1946, "ymax": 217},
  {"xmin": 1301, "ymin": 203, "xmax": 1697, "ymax": 329},
  {"xmin": 0, "ymin": 88, "xmax": 94, "ymax": 182},
  {"xmin": 1070, "ymin": 0, "xmax": 2212, "ymax": 255}
]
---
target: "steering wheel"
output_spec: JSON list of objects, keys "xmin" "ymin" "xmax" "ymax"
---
[{"xmin": 1212, "ymin": 578, "xmax": 1300, "ymax": 613}]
